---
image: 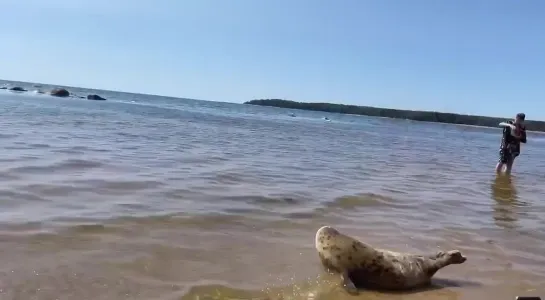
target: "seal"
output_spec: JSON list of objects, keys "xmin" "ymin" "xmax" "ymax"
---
[{"xmin": 315, "ymin": 226, "xmax": 467, "ymax": 294}]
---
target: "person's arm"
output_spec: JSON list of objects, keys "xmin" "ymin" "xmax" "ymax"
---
[
  {"xmin": 520, "ymin": 127, "xmax": 527, "ymax": 143},
  {"xmin": 512, "ymin": 125, "xmax": 527, "ymax": 142},
  {"xmin": 500, "ymin": 125, "xmax": 510, "ymax": 140},
  {"xmin": 502, "ymin": 121, "xmax": 513, "ymax": 137}
]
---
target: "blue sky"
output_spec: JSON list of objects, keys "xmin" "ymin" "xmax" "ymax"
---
[{"xmin": 1, "ymin": 0, "xmax": 545, "ymax": 119}]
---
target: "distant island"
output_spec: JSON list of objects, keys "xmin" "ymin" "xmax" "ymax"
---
[{"xmin": 244, "ymin": 99, "xmax": 545, "ymax": 132}]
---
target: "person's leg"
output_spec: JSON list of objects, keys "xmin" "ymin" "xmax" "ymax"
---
[
  {"xmin": 504, "ymin": 152, "xmax": 519, "ymax": 175},
  {"xmin": 504, "ymin": 159, "xmax": 514, "ymax": 175},
  {"xmin": 496, "ymin": 148, "xmax": 509, "ymax": 173},
  {"xmin": 495, "ymin": 162, "xmax": 504, "ymax": 173}
]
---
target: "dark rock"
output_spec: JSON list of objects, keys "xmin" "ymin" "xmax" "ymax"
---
[
  {"xmin": 50, "ymin": 88, "xmax": 70, "ymax": 97},
  {"xmin": 9, "ymin": 87, "xmax": 27, "ymax": 92},
  {"xmin": 87, "ymin": 94, "xmax": 106, "ymax": 101},
  {"xmin": 0, "ymin": 86, "xmax": 7, "ymax": 90}
]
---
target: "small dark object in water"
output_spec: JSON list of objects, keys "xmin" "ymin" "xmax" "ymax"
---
[
  {"xmin": 0, "ymin": 86, "xmax": 7, "ymax": 90},
  {"xmin": 9, "ymin": 86, "xmax": 27, "ymax": 92},
  {"xmin": 50, "ymin": 88, "xmax": 70, "ymax": 97},
  {"xmin": 87, "ymin": 94, "xmax": 106, "ymax": 101}
]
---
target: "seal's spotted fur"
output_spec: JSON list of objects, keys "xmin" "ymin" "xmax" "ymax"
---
[{"xmin": 315, "ymin": 226, "xmax": 467, "ymax": 294}]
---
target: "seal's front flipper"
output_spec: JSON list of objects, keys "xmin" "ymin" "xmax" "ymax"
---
[{"xmin": 341, "ymin": 271, "xmax": 359, "ymax": 295}]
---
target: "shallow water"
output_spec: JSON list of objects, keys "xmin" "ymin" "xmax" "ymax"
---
[{"xmin": 0, "ymin": 81, "xmax": 544, "ymax": 300}]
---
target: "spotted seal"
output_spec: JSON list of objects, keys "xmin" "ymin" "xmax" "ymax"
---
[{"xmin": 315, "ymin": 226, "xmax": 467, "ymax": 294}]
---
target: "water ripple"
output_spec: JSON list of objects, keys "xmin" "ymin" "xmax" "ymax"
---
[{"xmin": 0, "ymin": 89, "xmax": 544, "ymax": 299}]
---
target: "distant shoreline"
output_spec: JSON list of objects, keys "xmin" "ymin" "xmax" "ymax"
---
[{"xmin": 244, "ymin": 99, "xmax": 545, "ymax": 132}]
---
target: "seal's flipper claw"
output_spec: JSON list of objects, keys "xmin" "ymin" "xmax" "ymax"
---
[{"xmin": 341, "ymin": 272, "xmax": 359, "ymax": 295}]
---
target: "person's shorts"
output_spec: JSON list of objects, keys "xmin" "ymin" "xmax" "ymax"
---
[{"xmin": 499, "ymin": 145, "xmax": 519, "ymax": 163}]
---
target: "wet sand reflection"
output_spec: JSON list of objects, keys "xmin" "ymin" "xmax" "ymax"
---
[{"xmin": 490, "ymin": 175, "xmax": 523, "ymax": 229}]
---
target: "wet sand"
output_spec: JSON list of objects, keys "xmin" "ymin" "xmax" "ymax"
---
[{"xmin": 1, "ymin": 206, "xmax": 543, "ymax": 300}]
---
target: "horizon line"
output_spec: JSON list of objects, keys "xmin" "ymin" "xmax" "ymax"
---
[{"xmin": 0, "ymin": 77, "xmax": 537, "ymax": 122}]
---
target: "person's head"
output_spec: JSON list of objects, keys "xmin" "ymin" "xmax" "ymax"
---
[{"xmin": 515, "ymin": 112, "xmax": 525, "ymax": 125}]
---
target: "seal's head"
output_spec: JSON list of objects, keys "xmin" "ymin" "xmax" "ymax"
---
[
  {"xmin": 315, "ymin": 226, "xmax": 339, "ymax": 245},
  {"xmin": 435, "ymin": 250, "xmax": 467, "ymax": 265}
]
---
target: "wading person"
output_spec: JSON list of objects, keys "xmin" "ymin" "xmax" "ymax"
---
[{"xmin": 495, "ymin": 113, "xmax": 527, "ymax": 175}]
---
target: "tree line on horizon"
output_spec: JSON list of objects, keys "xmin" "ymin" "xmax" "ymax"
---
[{"xmin": 244, "ymin": 99, "xmax": 545, "ymax": 132}]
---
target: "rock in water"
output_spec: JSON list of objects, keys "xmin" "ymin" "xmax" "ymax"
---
[
  {"xmin": 9, "ymin": 87, "xmax": 27, "ymax": 92},
  {"xmin": 87, "ymin": 94, "xmax": 106, "ymax": 101},
  {"xmin": 50, "ymin": 88, "xmax": 70, "ymax": 97},
  {"xmin": 314, "ymin": 226, "xmax": 466, "ymax": 294}
]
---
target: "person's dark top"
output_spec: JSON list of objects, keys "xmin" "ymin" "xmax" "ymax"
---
[{"xmin": 501, "ymin": 120, "xmax": 527, "ymax": 153}]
